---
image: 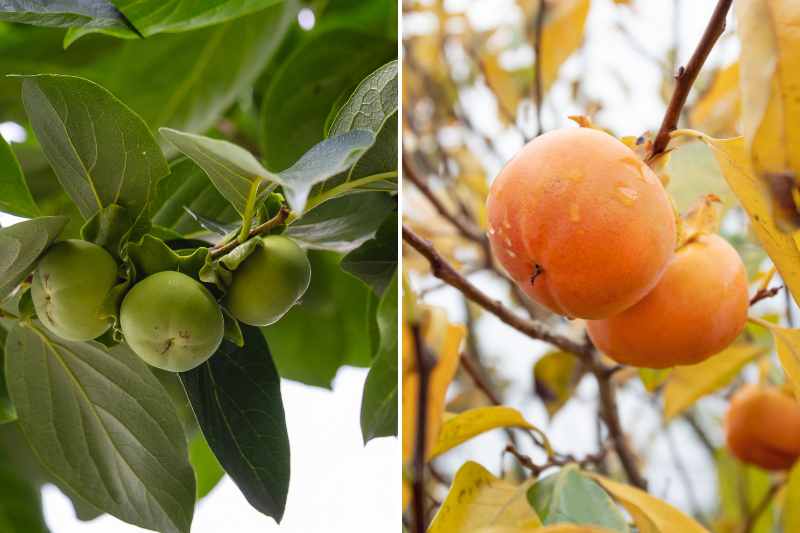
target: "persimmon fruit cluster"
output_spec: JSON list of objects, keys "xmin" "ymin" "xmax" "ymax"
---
[
  {"xmin": 487, "ymin": 126, "xmax": 748, "ymax": 368},
  {"xmin": 31, "ymin": 233, "xmax": 310, "ymax": 372},
  {"xmin": 725, "ymin": 385, "xmax": 800, "ymax": 470}
]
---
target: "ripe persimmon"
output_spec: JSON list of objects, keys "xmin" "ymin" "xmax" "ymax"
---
[
  {"xmin": 725, "ymin": 385, "xmax": 800, "ymax": 470},
  {"xmin": 586, "ymin": 234, "xmax": 748, "ymax": 368},
  {"xmin": 486, "ymin": 127, "xmax": 676, "ymax": 319}
]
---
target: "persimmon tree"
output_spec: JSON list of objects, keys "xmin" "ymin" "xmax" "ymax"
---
[
  {"xmin": 402, "ymin": 0, "xmax": 800, "ymax": 532},
  {"xmin": 0, "ymin": 1, "xmax": 397, "ymax": 532}
]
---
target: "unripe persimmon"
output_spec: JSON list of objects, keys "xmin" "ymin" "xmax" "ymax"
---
[
  {"xmin": 486, "ymin": 127, "xmax": 676, "ymax": 319},
  {"xmin": 725, "ymin": 385, "xmax": 800, "ymax": 470},
  {"xmin": 586, "ymin": 234, "xmax": 748, "ymax": 368}
]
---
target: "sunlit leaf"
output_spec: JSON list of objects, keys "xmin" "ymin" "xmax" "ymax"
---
[
  {"xmin": 428, "ymin": 461, "xmax": 541, "ymax": 533},
  {"xmin": 690, "ymin": 62, "xmax": 740, "ymax": 137},
  {"xmin": 0, "ymin": 135, "xmax": 39, "ymax": 218},
  {"xmin": 663, "ymin": 342, "xmax": 767, "ymax": 420},
  {"xmin": 0, "ymin": 216, "xmax": 67, "ymax": 300},
  {"xmin": 533, "ymin": 351, "xmax": 582, "ymax": 418}
]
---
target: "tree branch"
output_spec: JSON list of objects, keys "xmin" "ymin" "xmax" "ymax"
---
[
  {"xmin": 532, "ymin": 0, "xmax": 547, "ymax": 137},
  {"xmin": 411, "ymin": 324, "xmax": 434, "ymax": 533},
  {"xmin": 648, "ymin": 0, "xmax": 733, "ymax": 161},
  {"xmin": 209, "ymin": 206, "xmax": 289, "ymax": 258},
  {"xmin": 403, "ymin": 225, "xmax": 587, "ymax": 356}
]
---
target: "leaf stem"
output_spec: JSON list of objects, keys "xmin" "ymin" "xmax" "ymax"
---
[{"xmin": 303, "ymin": 171, "xmax": 397, "ymax": 213}]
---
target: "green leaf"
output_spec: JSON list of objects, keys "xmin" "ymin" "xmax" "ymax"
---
[
  {"xmin": 5, "ymin": 323, "xmax": 196, "ymax": 533},
  {"xmin": 160, "ymin": 128, "xmax": 275, "ymax": 215},
  {"xmin": 527, "ymin": 465, "xmax": 630, "ymax": 532},
  {"xmin": 286, "ymin": 191, "xmax": 394, "ymax": 253},
  {"xmin": 153, "ymin": 158, "xmax": 237, "ymax": 236},
  {"xmin": 20, "ymin": 74, "xmax": 169, "ymax": 223},
  {"xmin": 360, "ymin": 271, "xmax": 397, "ymax": 442},
  {"xmin": 277, "ymin": 129, "xmax": 375, "ymax": 212},
  {"xmin": 179, "ymin": 325, "xmax": 289, "ymax": 522},
  {"xmin": 125, "ymin": 234, "xmax": 209, "ymax": 280},
  {"xmin": 0, "ymin": 135, "xmax": 38, "ymax": 218},
  {"xmin": 0, "ymin": 216, "xmax": 67, "ymax": 300},
  {"xmin": 341, "ymin": 210, "xmax": 397, "ymax": 295},
  {"xmin": 260, "ymin": 28, "xmax": 395, "ymax": 171},
  {"xmin": 329, "ymin": 60, "xmax": 398, "ymax": 137},
  {"xmin": 263, "ymin": 251, "xmax": 374, "ymax": 387},
  {"xmin": 188, "ymin": 431, "xmax": 225, "ymax": 501},
  {"xmin": 0, "ymin": 0, "xmax": 131, "ymax": 36},
  {"xmin": 0, "ymin": 461, "xmax": 48, "ymax": 533},
  {"xmin": 65, "ymin": 0, "xmax": 283, "ymax": 45},
  {"xmin": 0, "ymin": 325, "xmax": 15, "ymax": 424}
]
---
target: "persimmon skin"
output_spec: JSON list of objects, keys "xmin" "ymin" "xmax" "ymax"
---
[
  {"xmin": 486, "ymin": 127, "xmax": 676, "ymax": 319},
  {"xmin": 725, "ymin": 385, "xmax": 800, "ymax": 471},
  {"xmin": 586, "ymin": 234, "xmax": 748, "ymax": 368}
]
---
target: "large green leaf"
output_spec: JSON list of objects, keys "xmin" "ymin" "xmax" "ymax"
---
[
  {"xmin": 160, "ymin": 127, "xmax": 275, "ymax": 215},
  {"xmin": 0, "ymin": 216, "xmax": 67, "ymax": 300},
  {"xmin": 286, "ymin": 191, "xmax": 394, "ymax": 253},
  {"xmin": 0, "ymin": 0, "xmax": 131, "ymax": 36},
  {"xmin": 527, "ymin": 465, "xmax": 629, "ymax": 532},
  {"xmin": 276, "ymin": 129, "xmax": 375, "ymax": 212},
  {"xmin": 20, "ymin": 74, "xmax": 169, "ymax": 222},
  {"xmin": 152, "ymin": 157, "xmax": 237, "ymax": 236},
  {"xmin": 329, "ymin": 60, "xmax": 398, "ymax": 137},
  {"xmin": 188, "ymin": 431, "xmax": 225, "ymax": 500},
  {"xmin": 0, "ymin": 135, "xmax": 38, "ymax": 218},
  {"xmin": 65, "ymin": 0, "xmax": 283, "ymax": 45},
  {"xmin": 4, "ymin": 323, "xmax": 196, "ymax": 533},
  {"xmin": 179, "ymin": 325, "xmax": 289, "ymax": 522},
  {"xmin": 260, "ymin": 28, "xmax": 395, "ymax": 171},
  {"xmin": 341, "ymin": 210, "xmax": 397, "ymax": 295},
  {"xmin": 360, "ymin": 271, "xmax": 397, "ymax": 443},
  {"xmin": 0, "ymin": 325, "xmax": 15, "ymax": 424},
  {"xmin": 263, "ymin": 251, "xmax": 374, "ymax": 388}
]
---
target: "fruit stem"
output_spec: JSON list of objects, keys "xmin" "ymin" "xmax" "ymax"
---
[
  {"xmin": 0, "ymin": 308, "xmax": 19, "ymax": 320},
  {"xmin": 648, "ymin": 0, "xmax": 733, "ymax": 162},
  {"xmin": 209, "ymin": 205, "xmax": 290, "ymax": 259}
]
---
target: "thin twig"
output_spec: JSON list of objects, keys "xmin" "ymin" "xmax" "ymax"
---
[
  {"xmin": 403, "ymin": 158, "xmax": 485, "ymax": 243},
  {"xmin": 742, "ymin": 481, "xmax": 782, "ymax": 533},
  {"xmin": 749, "ymin": 285, "xmax": 783, "ymax": 306},
  {"xmin": 403, "ymin": 226, "xmax": 587, "ymax": 356},
  {"xmin": 504, "ymin": 444, "xmax": 608, "ymax": 477},
  {"xmin": 209, "ymin": 206, "xmax": 289, "ymax": 258},
  {"xmin": 532, "ymin": 0, "xmax": 547, "ymax": 137},
  {"xmin": 648, "ymin": 0, "xmax": 733, "ymax": 161},
  {"xmin": 411, "ymin": 324, "xmax": 435, "ymax": 533}
]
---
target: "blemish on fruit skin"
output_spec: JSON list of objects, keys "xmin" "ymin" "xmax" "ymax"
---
[
  {"xmin": 507, "ymin": 250, "xmax": 517, "ymax": 258},
  {"xmin": 503, "ymin": 220, "xmax": 511, "ymax": 230},
  {"xmin": 615, "ymin": 186, "xmax": 639, "ymax": 206},
  {"xmin": 488, "ymin": 226, "xmax": 496, "ymax": 235},
  {"xmin": 504, "ymin": 237, "xmax": 512, "ymax": 247},
  {"xmin": 620, "ymin": 156, "xmax": 647, "ymax": 181},
  {"xmin": 565, "ymin": 169, "xmax": 584, "ymax": 182}
]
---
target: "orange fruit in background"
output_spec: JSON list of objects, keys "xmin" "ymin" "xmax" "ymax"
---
[
  {"xmin": 587, "ymin": 234, "xmax": 748, "ymax": 368},
  {"xmin": 486, "ymin": 127, "xmax": 676, "ymax": 319},
  {"xmin": 725, "ymin": 385, "xmax": 800, "ymax": 470}
]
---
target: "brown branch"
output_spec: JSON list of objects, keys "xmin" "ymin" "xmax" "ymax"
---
[
  {"xmin": 532, "ymin": 0, "xmax": 547, "ymax": 137},
  {"xmin": 750, "ymin": 285, "xmax": 783, "ymax": 306},
  {"xmin": 403, "ymin": 225, "xmax": 587, "ymax": 356},
  {"xmin": 504, "ymin": 444, "xmax": 608, "ymax": 477},
  {"xmin": 209, "ymin": 206, "xmax": 289, "ymax": 258},
  {"xmin": 403, "ymin": 158, "xmax": 485, "ymax": 243},
  {"xmin": 648, "ymin": 0, "xmax": 733, "ymax": 161},
  {"xmin": 742, "ymin": 481, "xmax": 782, "ymax": 533},
  {"xmin": 411, "ymin": 324, "xmax": 435, "ymax": 533}
]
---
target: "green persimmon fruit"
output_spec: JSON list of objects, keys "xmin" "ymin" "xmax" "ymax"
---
[
  {"xmin": 120, "ymin": 271, "xmax": 224, "ymax": 372},
  {"xmin": 224, "ymin": 235, "xmax": 311, "ymax": 326},
  {"xmin": 31, "ymin": 239, "xmax": 118, "ymax": 341}
]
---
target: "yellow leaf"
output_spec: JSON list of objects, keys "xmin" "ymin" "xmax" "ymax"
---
[
  {"xmin": 770, "ymin": 325, "xmax": 800, "ymax": 399},
  {"xmin": 482, "ymin": 53, "xmax": 524, "ymax": 119},
  {"xmin": 638, "ymin": 368, "xmax": 670, "ymax": 392},
  {"xmin": 428, "ymin": 461, "xmax": 541, "ymax": 533},
  {"xmin": 402, "ymin": 306, "xmax": 465, "ymax": 463},
  {"xmin": 690, "ymin": 62, "xmax": 740, "ymax": 137},
  {"xmin": 663, "ymin": 342, "xmax": 768, "ymax": 420},
  {"xmin": 784, "ymin": 461, "xmax": 800, "ymax": 531},
  {"xmin": 429, "ymin": 406, "xmax": 550, "ymax": 460},
  {"xmin": 736, "ymin": 0, "xmax": 800, "ymax": 231},
  {"xmin": 683, "ymin": 132, "xmax": 800, "ymax": 306},
  {"xmin": 402, "ymin": 478, "xmax": 411, "ymax": 512},
  {"xmin": 533, "ymin": 351, "xmax": 582, "ymax": 418},
  {"xmin": 591, "ymin": 475, "xmax": 711, "ymax": 533},
  {"xmin": 540, "ymin": 0, "xmax": 590, "ymax": 92},
  {"xmin": 474, "ymin": 526, "xmax": 617, "ymax": 533}
]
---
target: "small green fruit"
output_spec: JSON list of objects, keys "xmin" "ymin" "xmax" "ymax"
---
[
  {"xmin": 31, "ymin": 239, "xmax": 117, "ymax": 341},
  {"xmin": 120, "ymin": 271, "xmax": 224, "ymax": 372},
  {"xmin": 224, "ymin": 235, "xmax": 311, "ymax": 326}
]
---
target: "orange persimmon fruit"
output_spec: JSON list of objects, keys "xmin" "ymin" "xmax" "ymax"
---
[
  {"xmin": 725, "ymin": 385, "xmax": 800, "ymax": 470},
  {"xmin": 486, "ymin": 127, "xmax": 676, "ymax": 319},
  {"xmin": 586, "ymin": 233, "xmax": 748, "ymax": 368}
]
